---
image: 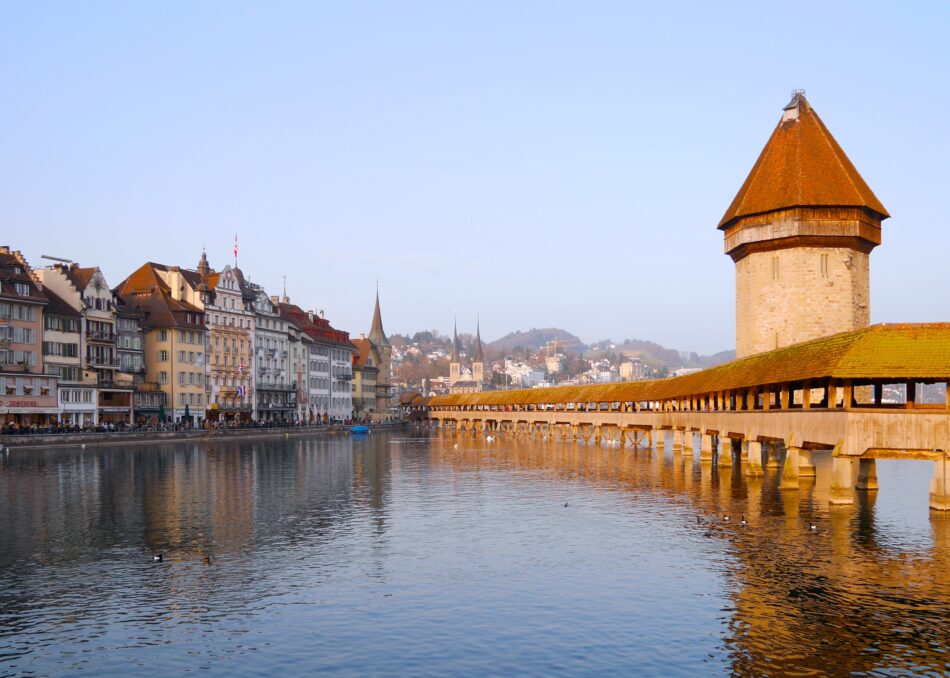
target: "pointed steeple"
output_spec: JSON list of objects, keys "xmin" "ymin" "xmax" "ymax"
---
[
  {"xmin": 368, "ymin": 285, "xmax": 390, "ymax": 348},
  {"xmin": 719, "ymin": 91, "xmax": 889, "ymax": 230},
  {"xmin": 451, "ymin": 316, "xmax": 461, "ymax": 363},
  {"xmin": 472, "ymin": 316, "xmax": 484, "ymax": 363}
]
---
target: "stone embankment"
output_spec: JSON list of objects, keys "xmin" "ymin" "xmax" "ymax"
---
[{"xmin": 0, "ymin": 422, "xmax": 407, "ymax": 451}]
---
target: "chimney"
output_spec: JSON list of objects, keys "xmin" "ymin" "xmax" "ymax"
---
[
  {"xmin": 360, "ymin": 333, "xmax": 365, "ymax": 340},
  {"xmin": 319, "ymin": 309, "xmax": 325, "ymax": 319},
  {"xmin": 270, "ymin": 295, "xmax": 280, "ymax": 305},
  {"xmin": 307, "ymin": 310, "xmax": 314, "ymax": 321}
]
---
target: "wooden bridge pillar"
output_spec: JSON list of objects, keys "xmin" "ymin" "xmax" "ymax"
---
[
  {"xmin": 779, "ymin": 446, "xmax": 801, "ymax": 490},
  {"xmin": 856, "ymin": 458, "xmax": 879, "ymax": 491},
  {"xmin": 682, "ymin": 430, "xmax": 693, "ymax": 458},
  {"xmin": 717, "ymin": 437, "xmax": 732, "ymax": 467},
  {"xmin": 930, "ymin": 456, "xmax": 950, "ymax": 511},
  {"xmin": 700, "ymin": 434, "xmax": 714, "ymax": 462},
  {"xmin": 799, "ymin": 450, "xmax": 816, "ymax": 478},
  {"xmin": 744, "ymin": 441, "xmax": 764, "ymax": 477},
  {"xmin": 765, "ymin": 442, "xmax": 781, "ymax": 469},
  {"xmin": 654, "ymin": 428, "xmax": 665, "ymax": 450},
  {"xmin": 672, "ymin": 428, "xmax": 683, "ymax": 453},
  {"xmin": 829, "ymin": 456, "xmax": 855, "ymax": 505}
]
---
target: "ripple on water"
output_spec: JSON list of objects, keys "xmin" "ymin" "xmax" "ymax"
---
[{"xmin": 1, "ymin": 434, "xmax": 949, "ymax": 676}]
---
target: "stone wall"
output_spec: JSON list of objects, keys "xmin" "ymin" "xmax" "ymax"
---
[{"xmin": 735, "ymin": 246, "xmax": 870, "ymax": 358}]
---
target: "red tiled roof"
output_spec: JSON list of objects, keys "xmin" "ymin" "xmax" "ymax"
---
[{"xmin": 719, "ymin": 94, "xmax": 889, "ymax": 229}]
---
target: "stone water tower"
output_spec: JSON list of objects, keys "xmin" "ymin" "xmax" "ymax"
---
[{"xmin": 720, "ymin": 91, "xmax": 890, "ymax": 358}]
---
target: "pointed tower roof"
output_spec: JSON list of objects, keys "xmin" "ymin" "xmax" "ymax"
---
[
  {"xmin": 719, "ymin": 92, "xmax": 889, "ymax": 230},
  {"xmin": 368, "ymin": 288, "xmax": 390, "ymax": 348},
  {"xmin": 451, "ymin": 317, "xmax": 461, "ymax": 363},
  {"xmin": 472, "ymin": 317, "xmax": 484, "ymax": 363}
]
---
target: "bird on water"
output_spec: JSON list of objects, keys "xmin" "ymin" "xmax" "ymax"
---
[
  {"xmin": 722, "ymin": 514, "xmax": 730, "ymax": 522},
  {"xmin": 153, "ymin": 553, "xmax": 164, "ymax": 562},
  {"xmin": 740, "ymin": 516, "xmax": 748, "ymax": 526}
]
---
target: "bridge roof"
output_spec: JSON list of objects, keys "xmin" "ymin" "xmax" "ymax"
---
[
  {"xmin": 718, "ymin": 93, "xmax": 889, "ymax": 229},
  {"xmin": 427, "ymin": 324, "xmax": 950, "ymax": 407}
]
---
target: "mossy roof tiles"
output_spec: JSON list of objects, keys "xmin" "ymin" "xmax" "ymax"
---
[{"xmin": 718, "ymin": 95, "xmax": 889, "ymax": 229}]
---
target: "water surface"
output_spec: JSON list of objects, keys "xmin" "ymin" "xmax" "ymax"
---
[{"xmin": 1, "ymin": 431, "xmax": 949, "ymax": 676}]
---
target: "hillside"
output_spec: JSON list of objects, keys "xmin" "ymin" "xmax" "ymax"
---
[{"xmin": 488, "ymin": 328, "xmax": 585, "ymax": 354}]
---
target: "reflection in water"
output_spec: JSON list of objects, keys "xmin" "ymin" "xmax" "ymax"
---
[{"xmin": 0, "ymin": 432, "xmax": 948, "ymax": 676}]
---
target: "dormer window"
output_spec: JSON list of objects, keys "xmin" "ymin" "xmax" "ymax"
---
[{"xmin": 13, "ymin": 282, "xmax": 30, "ymax": 296}]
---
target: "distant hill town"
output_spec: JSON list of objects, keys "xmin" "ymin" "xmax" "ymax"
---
[{"xmin": 390, "ymin": 327, "xmax": 734, "ymax": 395}]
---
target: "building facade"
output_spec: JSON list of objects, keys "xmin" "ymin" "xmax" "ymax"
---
[
  {"xmin": 42, "ymin": 288, "xmax": 97, "ymax": 426},
  {"xmin": 250, "ymin": 287, "xmax": 295, "ymax": 422},
  {"xmin": 36, "ymin": 263, "xmax": 133, "ymax": 424},
  {"xmin": 720, "ymin": 91, "xmax": 889, "ymax": 358},
  {"xmin": 114, "ymin": 263, "xmax": 207, "ymax": 424},
  {"xmin": 0, "ymin": 247, "xmax": 58, "ymax": 428}
]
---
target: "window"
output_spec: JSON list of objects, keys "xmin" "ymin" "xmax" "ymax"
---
[
  {"xmin": 159, "ymin": 329, "xmax": 168, "ymax": 342},
  {"xmin": 820, "ymin": 253, "xmax": 829, "ymax": 278},
  {"xmin": 771, "ymin": 256, "xmax": 780, "ymax": 280},
  {"xmin": 178, "ymin": 350, "xmax": 186, "ymax": 362},
  {"xmin": 159, "ymin": 371, "xmax": 168, "ymax": 384},
  {"xmin": 13, "ymin": 282, "xmax": 30, "ymax": 296},
  {"xmin": 159, "ymin": 350, "xmax": 169, "ymax": 362},
  {"xmin": 179, "ymin": 372, "xmax": 185, "ymax": 385}
]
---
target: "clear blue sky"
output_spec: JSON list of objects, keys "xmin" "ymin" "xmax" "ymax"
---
[{"xmin": 2, "ymin": 1, "xmax": 948, "ymax": 353}]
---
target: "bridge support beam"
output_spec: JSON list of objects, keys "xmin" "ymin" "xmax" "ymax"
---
[
  {"xmin": 654, "ymin": 429, "xmax": 665, "ymax": 450},
  {"xmin": 799, "ymin": 450, "xmax": 816, "ymax": 478},
  {"xmin": 682, "ymin": 430, "xmax": 693, "ymax": 459},
  {"xmin": 829, "ymin": 457, "xmax": 855, "ymax": 505},
  {"xmin": 856, "ymin": 458, "xmax": 879, "ymax": 492},
  {"xmin": 779, "ymin": 446, "xmax": 801, "ymax": 490},
  {"xmin": 672, "ymin": 428, "xmax": 683, "ymax": 453},
  {"xmin": 700, "ymin": 434, "xmax": 714, "ymax": 462},
  {"xmin": 930, "ymin": 457, "xmax": 950, "ymax": 511},
  {"xmin": 765, "ymin": 442, "xmax": 781, "ymax": 469},
  {"xmin": 744, "ymin": 440, "xmax": 764, "ymax": 477},
  {"xmin": 717, "ymin": 437, "xmax": 732, "ymax": 467}
]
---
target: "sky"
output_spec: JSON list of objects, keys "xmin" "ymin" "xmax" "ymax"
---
[{"xmin": 2, "ymin": 1, "xmax": 948, "ymax": 354}]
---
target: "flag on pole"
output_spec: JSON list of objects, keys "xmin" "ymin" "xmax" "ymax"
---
[{"xmin": 234, "ymin": 234, "xmax": 238, "ymax": 266}]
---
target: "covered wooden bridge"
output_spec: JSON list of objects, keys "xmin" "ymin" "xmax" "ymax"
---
[{"xmin": 415, "ymin": 324, "xmax": 950, "ymax": 511}]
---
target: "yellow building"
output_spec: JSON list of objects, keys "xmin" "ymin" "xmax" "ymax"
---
[{"xmin": 114, "ymin": 264, "xmax": 207, "ymax": 423}]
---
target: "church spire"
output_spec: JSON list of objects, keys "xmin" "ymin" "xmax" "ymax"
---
[
  {"xmin": 472, "ymin": 315, "xmax": 484, "ymax": 363},
  {"xmin": 451, "ymin": 315, "xmax": 461, "ymax": 363},
  {"xmin": 368, "ymin": 285, "xmax": 389, "ymax": 348}
]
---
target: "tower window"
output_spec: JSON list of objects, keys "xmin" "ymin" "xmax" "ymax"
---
[
  {"xmin": 820, "ymin": 253, "xmax": 829, "ymax": 278},
  {"xmin": 771, "ymin": 256, "xmax": 780, "ymax": 280}
]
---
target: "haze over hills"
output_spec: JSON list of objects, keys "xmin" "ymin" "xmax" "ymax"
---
[{"xmin": 396, "ymin": 327, "xmax": 734, "ymax": 371}]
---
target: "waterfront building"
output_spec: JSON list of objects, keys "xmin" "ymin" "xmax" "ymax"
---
[
  {"xmin": 36, "ymin": 263, "xmax": 133, "ymax": 424},
  {"xmin": 287, "ymin": 319, "xmax": 310, "ymax": 422},
  {"xmin": 619, "ymin": 359, "xmax": 646, "ymax": 381},
  {"xmin": 0, "ymin": 246, "xmax": 58, "ymax": 427},
  {"xmin": 720, "ymin": 90, "xmax": 889, "ymax": 358},
  {"xmin": 249, "ymin": 285, "xmax": 295, "ymax": 423},
  {"xmin": 42, "ymin": 287, "xmax": 97, "ymax": 426},
  {"xmin": 351, "ymin": 336, "xmax": 380, "ymax": 417},
  {"xmin": 114, "ymin": 263, "xmax": 207, "ymax": 424},
  {"xmin": 173, "ymin": 252, "xmax": 256, "ymax": 422},
  {"xmin": 366, "ymin": 290, "xmax": 393, "ymax": 411},
  {"xmin": 279, "ymin": 303, "xmax": 352, "ymax": 422}
]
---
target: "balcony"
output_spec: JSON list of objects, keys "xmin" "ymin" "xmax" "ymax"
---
[
  {"xmin": 86, "ymin": 356, "xmax": 120, "ymax": 369},
  {"xmin": 85, "ymin": 330, "xmax": 116, "ymax": 343}
]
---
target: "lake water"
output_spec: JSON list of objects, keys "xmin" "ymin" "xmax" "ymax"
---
[{"xmin": 1, "ymin": 430, "xmax": 949, "ymax": 676}]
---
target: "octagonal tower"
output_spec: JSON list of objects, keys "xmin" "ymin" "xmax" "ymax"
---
[{"xmin": 721, "ymin": 91, "xmax": 890, "ymax": 358}]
